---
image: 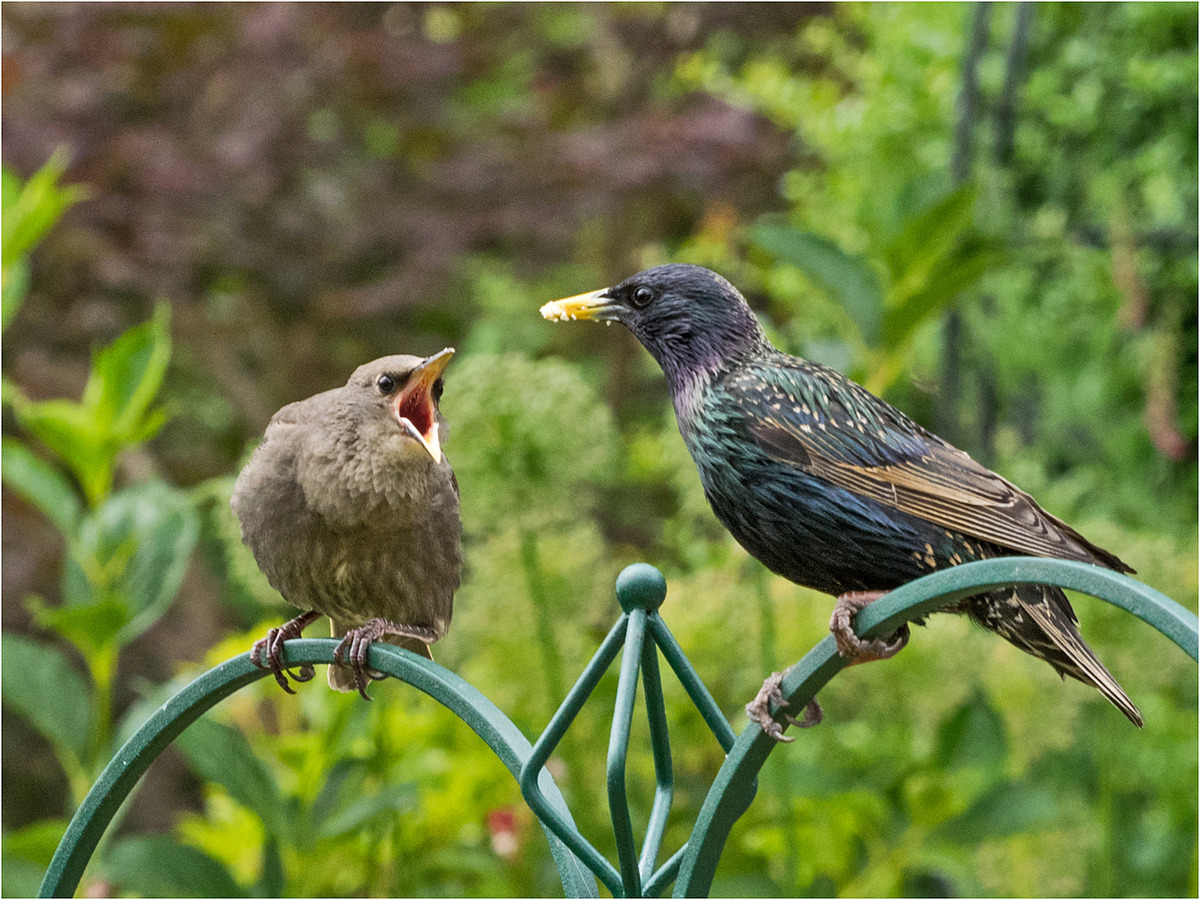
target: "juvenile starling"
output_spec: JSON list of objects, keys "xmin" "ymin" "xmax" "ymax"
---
[
  {"xmin": 542, "ymin": 264, "xmax": 1142, "ymax": 737},
  {"xmin": 231, "ymin": 350, "xmax": 462, "ymax": 699}
]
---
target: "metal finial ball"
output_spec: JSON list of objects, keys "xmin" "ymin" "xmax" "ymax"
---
[{"xmin": 615, "ymin": 563, "xmax": 667, "ymax": 612}]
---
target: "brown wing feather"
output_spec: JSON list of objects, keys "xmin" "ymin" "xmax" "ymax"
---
[{"xmin": 745, "ymin": 413, "xmax": 1132, "ymax": 574}]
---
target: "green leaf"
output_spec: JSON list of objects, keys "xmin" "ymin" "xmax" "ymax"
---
[
  {"xmin": 8, "ymin": 308, "xmax": 173, "ymax": 507},
  {"xmin": 2, "ymin": 818, "xmax": 70, "ymax": 867},
  {"xmin": 175, "ymin": 717, "xmax": 285, "ymax": 839},
  {"xmin": 1, "ymin": 858, "xmax": 48, "ymax": 898},
  {"xmin": 256, "ymin": 837, "xmax": 285, "ymax": 898},
  {"xmin": 86, "ymin": 303, "xmax": 172, "ymax": 439},
  {"xmin": 309, "ymin": 758, "xmax": 366, "ymax": 828},
  {"xmin": 102, "ymin": 835, "xmax": 246, "ymax": 898},
  {"xmin": 28, "ymin": 597, "xmax": 131, "ymax": 662},
  {"xmin": 0, "ymin": 633, "xmax": 92, "ymax": 763},
  {"xmin": 60, "ymin": 481, "xmax": 200, "ymax": 648},
  {"xmin": 750, "ymin": 221, "xmax": 885, "ymax": 344},
  {"xmin": 2, "ymin": 255, "xmax": 30, "ymax": 332},
  {"xmin": 317, "ymin": 782, "xmax": 418, "ymax": 840},
  {"xmin": 883, "ymin": 183, "xmax": 979, "ymax": 305},
  {"xmin": 933, "ymin": 779, "xmax": 1059, "ymax": 844},
  {"xmin": 934, "ymin": 690, "xmax": 1007, "ymax": 772},
  {"xmin": 880, "ymin": 239, "xmax": 1006, "ymax": 346},
  {"xmin": 3, "ymin": 819, "xmax": 70, "ymax": 895},
  {"xmin": 8, "ymin": 397, "xmax": 112, "ymax": 505},
  {"xmin": 0, "ymin": 438, "xmax": 83, "ymax": 534},
  {"xmin": 2, "ymin": 153, "xmax": 86, "ymax": 335},
  {"xmin": 2, "ymin": 152, "xmax": 86, "ymax": 271}
]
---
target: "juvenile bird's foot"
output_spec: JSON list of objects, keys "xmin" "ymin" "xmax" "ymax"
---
[
  {"xmin": 251, "ymin": 609, "xmax": 321, "ymax": 693},
  {"xmin": 830, "ymin": 591, "xmax": 910, "ymax": 664},
  {"xmin": 745, "ymin": 670, "xmax": 823, "ymax": 743},
  {"xmin": 333, "ymin": 618, "xmax": 439, "ymax": 700}
]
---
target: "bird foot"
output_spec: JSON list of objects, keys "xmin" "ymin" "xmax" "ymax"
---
[
  {"xmin": 250, "ymin": 610, "xmax": 321, "ymax": 693},
  {"xmin": 333, "ymin": 618, "xmax": 438, "ymax": 700},
  {"xmin": 745, "ymin": 670, "xmax": 823, "ymax": 743},
  {"xmin": 830, "ymin": 591, "xmax": 910, "ymax": 664}
]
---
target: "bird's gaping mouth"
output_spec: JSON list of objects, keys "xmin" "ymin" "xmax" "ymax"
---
[
  {"xmin": 395, "ymin": 348, "xmax": 453, "ymax": 461},
  {"xmin": 539, "ymin": 288, "xmax": 622, "ymax": 323}
]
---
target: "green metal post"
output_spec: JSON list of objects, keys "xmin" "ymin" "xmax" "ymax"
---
[
  {"xmin": 638, "ymin": 629, "xmax": 675, "ymax": 885},
  {"xmin": 608, "ymin": 608, "xmax": 648, "ymax": 896}
]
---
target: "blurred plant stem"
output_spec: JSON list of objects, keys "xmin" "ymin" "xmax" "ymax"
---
[
  {"xmin": 520, "ymin": 528, "xmax": 567, "ymax": 714},
  {"xmin": 84, "ymin": 644, "xmax": 118, "ymax": 786}
]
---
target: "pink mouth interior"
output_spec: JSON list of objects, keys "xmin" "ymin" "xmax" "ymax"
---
[{"xmin": 397, "ymin": 388, "xmax": 434, "ymax": 439}]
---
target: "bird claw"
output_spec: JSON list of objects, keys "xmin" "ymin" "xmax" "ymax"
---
[
  {"xmin": 250, "ymin": 610, "xmax": 321, "ymax": 693},
  {"xmin": 333, "ymin": 618, "xmax": 438, "ymax": 701},
  {"xmin": 745, "ymin": 671, "xmax": 823, "ymax": 743},
  {"xmin": 830, "ymin": 591, "xmax": 910, "ymax": 664}
]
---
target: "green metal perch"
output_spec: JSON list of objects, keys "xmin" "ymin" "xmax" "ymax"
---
[{"xmin": 38, "ymin": 558, "xmax": 1197, "ymax": 898}]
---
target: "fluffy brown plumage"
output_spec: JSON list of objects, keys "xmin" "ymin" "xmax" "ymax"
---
[{"xmin": 231, "ymin": 350, "xmax": 462, "ymax": 698}]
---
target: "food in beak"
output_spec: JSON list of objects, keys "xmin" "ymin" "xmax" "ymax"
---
[{"xmin": 539, "ymin": 288, "xmax": 615, "ymax": 322}]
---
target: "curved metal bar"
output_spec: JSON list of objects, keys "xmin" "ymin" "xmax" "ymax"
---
[
  {"xmin": 38, "ymin": 640, "xmax": 598, "ymax": 899},
  {"xmin": 520, "ymin": 616, "xmax": 629, "ymax": 896},
  {"xmin": 673, "ymin": 558, "xmax": 1199, "ymax": 897},
  {"xmin": 40, "ymin": 559, "xmax": 1195, "ymax": 900},
  {"xmin": 647, "ymin": 615, "xmax": 738, "ymax": 753},
  {"xmin": 609, "ymin": 609, "xmax": 648, "ymax": 896},
  {"xmin": 644, "ymin": 845, "xmax": 687, "ymax": 898},
  {"xmin": 638, "ymin": 625, "xmax": 675, "ymax": 884},
  {"xmin": 854, "ymin": 558, "xmax": 1198, "ymax": 661}
]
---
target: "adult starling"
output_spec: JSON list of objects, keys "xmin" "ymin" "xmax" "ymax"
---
[
  {"xmin": 542, "ymin": 264, "xmax": 1142, "ymax": 737},
  {"xmin": 231, "ymin": 350, "xmax": 462, "ymax": 699}
]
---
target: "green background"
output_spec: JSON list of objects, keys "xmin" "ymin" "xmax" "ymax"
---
[{"xmin": 2, "ymin": 4, "xmax": 1195, "ymax": 897}]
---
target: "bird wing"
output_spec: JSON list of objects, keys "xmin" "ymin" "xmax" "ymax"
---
[
  {"xmin": 731, "ymin": 362, "xmax": 1133, "ymax": 573},
  {"xmin": 267, "ymin": 397, "xmax": 318, "ymax": 430}
]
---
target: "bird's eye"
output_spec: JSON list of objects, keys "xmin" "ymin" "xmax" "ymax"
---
[
  {"xmin": 432, "ymin": 379, "xmax": 444, "ymax": 404},
  {"xmin": 630, "ymin": 286, "xmax": 655, "ymax": 309},
  {"xmin": 376, "ymin": 374, "xmax": 397, "ymax": 395}
]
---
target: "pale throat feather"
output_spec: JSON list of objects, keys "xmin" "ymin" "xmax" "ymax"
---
[{"xmin": 671, "ymin": 365, "xmax": 715, "ymax": 432}]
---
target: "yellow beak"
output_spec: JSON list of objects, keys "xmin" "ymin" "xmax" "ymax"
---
[
  {"xmin": 396, "ymin": 348, "xmax": 453, "ymax": 462},
  {"xmin": 539, "ymin": 288, "xmax": 621, "ymax": 323}
]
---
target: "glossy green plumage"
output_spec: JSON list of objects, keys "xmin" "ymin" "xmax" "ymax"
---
[{"xmin": 551, "ymin": 263, "xmax": 1142, "ymax": 726}]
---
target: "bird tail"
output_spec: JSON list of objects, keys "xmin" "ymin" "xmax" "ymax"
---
[
  {"xmin": 971, "ymin": 585, "xmax": 1143, "ymax": 727},
  {"xmin": 327, "ymin": 622, "xmax": 434, "ymax": 692}
]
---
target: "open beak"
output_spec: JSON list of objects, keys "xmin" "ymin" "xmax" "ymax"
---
[
  {"xmin": 539, "ymin": 288, "xmax": 623, "ymax": 324},
  {"xmin": 396, "ymin": 347, "xmax": 453, "ymax": 462}
]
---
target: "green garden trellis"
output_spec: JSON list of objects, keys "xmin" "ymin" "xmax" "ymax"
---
[{"xmin": 39, "ymin": 558, "xmax": 1198, "ymax": 898}]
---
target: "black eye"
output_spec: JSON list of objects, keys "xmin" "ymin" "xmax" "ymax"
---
[
  {"xmin": 630, "ymin": 286, "xmax": 655, "ymax": 309},
  {"xmin": 432, "ymin": 379, "xmax": 444, "ymax": 403},
  {"xmin": 376, "ymin": 374, "xmax": 396, "ymax": 394}
]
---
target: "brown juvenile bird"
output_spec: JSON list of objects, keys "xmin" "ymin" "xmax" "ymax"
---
[{"xmin": 231, "ymin": 350, "xmax": 462, "ymax": 699}]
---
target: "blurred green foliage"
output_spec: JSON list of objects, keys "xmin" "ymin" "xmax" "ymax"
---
[
  {"xmin": 2, "ymin": 159, "xmax": 201, "ymax": 894},
  {"xmin": 1, "ymin": 151, "xmax": 86, "ymax": 331},
  {"xmin": 1, "ymin": 4, "xmax": 1195, "ymax": 898}
]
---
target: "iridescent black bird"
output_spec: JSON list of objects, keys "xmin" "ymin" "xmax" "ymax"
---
[{"xmin": 542, "ymin": 264, "xmax": 1141, "ymax": 738}]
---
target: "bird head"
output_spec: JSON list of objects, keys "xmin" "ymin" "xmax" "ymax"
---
[
  {"xmin": 540, "ymin": 264, "xmax": 767, "ymax": 390},
  {"xmin": 345, "ymin": 349, "xmax": 454, "ymax": 463}
]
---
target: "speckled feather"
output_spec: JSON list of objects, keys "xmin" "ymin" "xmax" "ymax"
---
[{"xmin": 550, "ymin": 264, "xmax": 1142, "ymax": 726}]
